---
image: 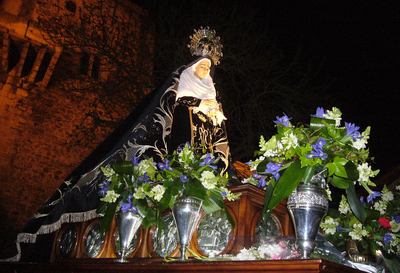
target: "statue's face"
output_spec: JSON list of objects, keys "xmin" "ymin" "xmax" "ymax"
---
[{"xmin": 194, "ymin": 60, "xmax": 210, "ymax": 79}]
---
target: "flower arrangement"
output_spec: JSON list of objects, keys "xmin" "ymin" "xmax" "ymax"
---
[
  {"xmin": 156, "ymin": 143, "xmax": 241, "ymax": 227},
  {"xmin": 97, "ymin": 156, "xmax": 164, "ymax": 234},
  {"xmin": 321, "ymin": 185, "xmax": 400, "ymax": 269},
  {"xmin": 247, "ymin": 107, "xmax": 379, "ymax": 222},
  {"xmin": 97, "ymin": 142, "xmax": 241, "ymax": 234}
]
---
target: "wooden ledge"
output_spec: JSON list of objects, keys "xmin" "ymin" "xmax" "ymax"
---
[{"xmin": 1, "ymin": 258, "xmax": 363, "ymax": 273}]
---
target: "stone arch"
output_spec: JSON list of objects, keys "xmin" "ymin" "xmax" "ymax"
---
[
  {"xmin": 91, "ymin": 56, "xmax": 100, "ymax": 79},
  {"xmin": 79, "ymin": 52, "xmax": 90, "ymax": 76},
  {"xmin": 21, "ymin": 44, "xmax": 37, "ymax": 78},
  {"xmin": 35, "ymin": 51, "xmax": 52, "ymax": 83},
  {"xmin": 8, "ymin": 38, "xmax": 20, "ymax": 72}
]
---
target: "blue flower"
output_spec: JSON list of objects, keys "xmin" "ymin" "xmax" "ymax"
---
[
  {"xmin": 360, "ymin": 196, "xmax": 366, "ymax": 206},
  {"xmin": 138, "ymin": 172, "xmax": 152, "ymax": 183},
  {"xmin": 273, "ymin": 113, "xmax": 292, "ymax": 127},
  {"xmin": 199, "ymin": 153, "xmax": 218, "ymax": 171},
  {"xmin": 253, "ymin": 173, "xmax": 268, "ymax": 188},
  {"xmin": 306, "ymin": 138, "xmax": 327, "ymax": 160},
  {"xmin": 120, "ymin": 195, "xmax": 137, "ymax": 213},
  {"xmin": 98, "ymin": 181, "xmax": 110, "ymax": 197},
  {"xmin": 311, "ymin": 107, "xmax": 326, "ymax": 118},
  {"xmin": 337, "ymin": 226, "xmax": 345, "ymax": 232},
  {"xmin": 220, "ymin": 191, "xmax": 227, "ymax": 197},
  {"xmin": 131, "ymin": 155, "xmax": 140, "ymax": 166},
  {"xmin": 367, "ymin": 191, "xmax": 381, "ymax": 204},
  {"xmin": 392, "ymin": 215, "xmax": 400, "ymax": 223},
  {"xmin": 345, "ymin": 122, "xmax": 362, "ymax": 141},
  {"xmin": 179, "ymin": 174, "xmax": 188, "ymax": 182},
  {"xmin": 383, "ymin": 232, "xmax": 394, "ymax": 247},
  {"xmin": 265, "ymin": 162, "xmax": 282, "ymax": 181},
  {"xmin": 178, "ymin": 142, "xmax": 191, "ymax": 152},
  {"xmin": 158, "ymin": 158, "xmax": 174, "ymax": 172}
]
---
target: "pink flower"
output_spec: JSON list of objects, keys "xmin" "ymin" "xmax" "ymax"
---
[
  {"xmin": 379, "ymin": 217, "xmax": 392, "ymax": 230},
  {"xmin": 291, "ymin": 251, "xmax": 300, "ymax": 258},
  {"xmin": 271, "ymin": 254, "xmax": 282, "ymax": 260}
]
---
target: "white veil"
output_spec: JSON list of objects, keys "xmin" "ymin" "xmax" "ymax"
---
[
  {"xmin": 176, "ymin": 58, "xmax": 226, "ymax": 126},
  {"xmin": 176, "ymin": 58, "xmax": 216, "ymax": 100}
]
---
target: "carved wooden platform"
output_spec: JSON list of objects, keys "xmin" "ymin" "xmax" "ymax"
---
[{"xmin": 49, "ymin": 183, "xmax": 294, "ymax": 261}]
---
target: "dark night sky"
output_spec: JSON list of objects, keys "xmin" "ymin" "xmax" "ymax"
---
[
  {"xmin": 143, "ymin": 0, "xmax": 400, "ymax": 179},
  {"xmin": 258, "ymin": 1, "xmax": 400, "ymax": 179}
]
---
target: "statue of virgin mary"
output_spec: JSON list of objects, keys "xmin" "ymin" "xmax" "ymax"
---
[{"xmin": 1, "ymin": 27, "xmax": 234, "ymax": 262}]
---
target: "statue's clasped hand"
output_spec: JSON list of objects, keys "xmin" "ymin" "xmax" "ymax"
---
[{"xmin": 200, "ymin": 99, "xmax": 219, "ymax": 109}]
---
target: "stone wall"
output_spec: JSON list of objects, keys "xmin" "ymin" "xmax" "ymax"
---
[
  {"xmin": 0, "ymin": 88, "xmax": 99, "ymax": 241},
  {"xmin": 0, "ymin": 43, "xmax": 112, "ymax": 254},
  {"xmin": 0, "ymin": 0, "xmax": 148, "ymax": 255}
]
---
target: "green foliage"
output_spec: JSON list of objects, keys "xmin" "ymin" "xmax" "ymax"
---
[
  {"xmin": 249, "ymin": 107, "xmax": 378, "ymax": 223},
  {"xmin": 267, "ymin": 160, "xmax": 305, "ymax": 211},
  {"xmin": 346, "ymin": 183, "xmax": 367, "ymax": 223},
  {"xmin": 321, "ymin": 186, "xmax": 400, "ymax": 271},
  {"xmin": 158, "ymin": 143, "xmax": 241, "ymax": 228},
  {"xmin": 97, "ymin": 143, "xmax": 241, "ymax": 236},
  {"xmin": 96, "ymin": 157, "xmax": 163, "ymax": 235}
]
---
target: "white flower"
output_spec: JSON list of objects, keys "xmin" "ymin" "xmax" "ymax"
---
[
  {"xmin": 396, "ymin": 185, "xmax": 400, "ymax": 191},
  {"xmin": 200, "ymin": 170, "xmax": 218, "ymax": 189},
  {"xmin": 381, "ymin": 185, "xmax": 394, "ymax": 202},
  {"xmin": 259, "ymin": 135, "xmax": 269, "ymax": 152},
  {"xmin": 373, "ymin": 200, "xmax": 387, "ymax": 215},
  {"xmin": 137, "ymin": 158, "xmax": 156, "ymax": 176},
  {"xmin": 320, "ymin": 217, "xmax": 340, "ymax": 235},
  {"xmin": 149, "ymin": 185, "xmax": 166, "ymax": 202},
  {"xmin": 390, "ymin": 220, "xmax": 400, "ymax": 233},
  {"xmin": 263, "ymin": 143, "xmax": 284, "ymax": 158},
  {"xmin": 241, "ymin": 176, "xmax": 258, "ymax": 186},
  {"xmin": 100, "ymin": 190, "xmax": 120, "ymax": 203},
  {"xmin": 388, "ymin": 236, "xmax": 400, "ymax": 253},
  {"xmin": 352, "ymin": 138, "xmax": 367, "ymax": 150},
  {"xmin": 220, "ymin": 188, "xmax": 241, "ymax": 201},
  {"xmin": 257, "ymin": 243, "xmax": 283, "ymax": 259},
  {"xmin": 349, "ymin": 223, "xmax": 368, "ymax": 240},
  {"xmin": 248, "ymin": 156, "xmax": 265, "ymax": 171},
  {"xmin": 256, "ymin": 155, "xmax": 266, "ymax": 162},
  {"xmin": 264, "ymin": 149, "xmax": 279, "ymax": 158},
  {"xmin": 281, "ymin": 131, "xmax": 299, "ymax": 150},
  {"xmin": 259, "ymin": 135, "xmax": 283, "ymax": 158},
  {"xmin": 323, "ymin": 107, "xmax": 342, "ymax": 127},
  {"xmin": 352, "ymin": 127, "xmax": 370, "ymax": 150},
  {"xmin": 133, "ymin": 186, "xmax": 146, "ymax": 199},
  {"xmin": 338, "ymin": 195, "xmax": 350, "ymax": 215},
  {"xmin": 178, "ymin": 144, "xmax": 194, "ymax": 164},
  {"xmin": 326, "ymin": 187, "xmax": 332, "ymax": 201},
  {"xmin": 357, "ymin": 162, "xmax": 376, "ymax": 185},
  {"xmin": 101, "ymin": 166, "xmax": 116, "ymax": 180},
  {"xmin": 231, "ymin": 248, "xmax": 257, "ymax": 260}
]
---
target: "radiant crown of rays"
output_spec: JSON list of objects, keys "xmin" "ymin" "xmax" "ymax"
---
[{"xmin": 188, "ymin": 26, "xmax": 223, "ymax": 65}]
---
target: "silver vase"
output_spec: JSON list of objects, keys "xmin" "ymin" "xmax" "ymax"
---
[
  {"xmin": 172, "ymin": 196, "xmax": 203, "ymax": 261},
  {"xmin": 287, "ymin": 173, "xmax": 329, "ymax": 259},
  {"xmin": 346, "ymin": 240, "xmax": 378, "ymax": 264},
  {"xmin": 115, "ymin": 211, "xmax": 142, "ymax": 263}
]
